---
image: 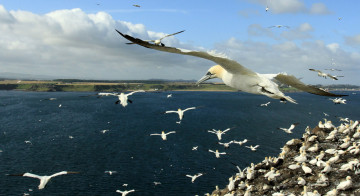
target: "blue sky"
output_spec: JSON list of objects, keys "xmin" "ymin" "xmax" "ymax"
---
[{"xmin": 0, "ymin": 0, "xmax": 359, "ymax": 85}]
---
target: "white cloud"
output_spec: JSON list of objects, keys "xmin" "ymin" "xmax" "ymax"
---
[
  {"xmin": 268, "ymin": 0, "xmax": 306, "ymax": 14},
  {"xmin": 309, "ymin": 3, "xmax": 332, "ymax": 15},
  {"xmin": 0, "ymin": 5, "xmax": 206, "ymax": 80},
  {"xmin": 248, "ymin": 23, "xmax": 314, "ymax": 41},
  {"xmin": 326, "ymin": 43, "xmax": 340, "ymax": 53},
  {"xmin": 298, "ymin": 23, "xmax": 313, "ymax": 32},
  {"xmin": 344, "ymin": 34, "xmax": 360, "ymax": 47},
  {"xmin": 0, "ymin": 5, "xmax": 358, "ymax": 85}
]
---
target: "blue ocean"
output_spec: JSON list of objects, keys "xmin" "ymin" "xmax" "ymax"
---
[{"xmin": 0, "ymin": 90, "xmax": 359, "ymax": 196}]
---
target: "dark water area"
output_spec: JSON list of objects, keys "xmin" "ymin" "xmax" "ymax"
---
[{"xmin": 0, "ymin": 90, "xmax": 358, "ymax": 195}]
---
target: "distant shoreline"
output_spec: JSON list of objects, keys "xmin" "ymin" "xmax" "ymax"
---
[{"xmin": 0, "ymin": 80, "xmax": 358, "ymax": 92}]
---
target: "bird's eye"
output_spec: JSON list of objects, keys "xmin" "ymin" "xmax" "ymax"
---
[{"xmin": 206, "ymin": 72, "xmax": 212, "ymax": 76}]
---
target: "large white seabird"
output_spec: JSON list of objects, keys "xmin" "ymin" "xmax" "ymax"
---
[{"xmin": 116, "ymin": 30, "xmax": 346, "ymax": 104}]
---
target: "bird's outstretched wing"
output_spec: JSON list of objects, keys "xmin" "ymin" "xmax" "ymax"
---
[
  {"xmin": 165, "ymin": 110, "xmax": 177, "ymax": 114},
  {"xmin": 23, "ymin": 173, "xmax": 42, "ymax": 179},
  {"xmin": 309, "ymin": 68, "xmax": 321, "ymax": 73},
  {"xmin": 126, "ymin": 90, "xmax": 145, "ymax": 96},
  {"xmin": 183, "ymin": 107, "xmax": 196, "ymax": 112},
  {"xmin": 160, "ymin": 30, "xmax": 185, "ymax": 41},
  {"xmin": 115, "ymin": 30, "xmax": 257, "ymax": 76},
  {"xmin": 274, "ymin": 74, "xmax": 347, "ymax": 97},
  {"xmin": 50, "ymin": 171, "xmax": 72, "ymax": 178}
]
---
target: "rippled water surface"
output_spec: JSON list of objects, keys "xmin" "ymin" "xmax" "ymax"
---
[{"xmin": 0, "ymin": 90, "xmax": 359, "ymax": 195}]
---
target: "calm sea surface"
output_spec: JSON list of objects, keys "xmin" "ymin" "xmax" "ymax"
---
[{"xmin": 0, "ymin": 90, "xmax": 359, "ymax": 195}]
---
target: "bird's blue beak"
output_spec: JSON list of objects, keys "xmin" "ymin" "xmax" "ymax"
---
[{"xmin": 196, "ymin": 72, "xmax": 212, "ymax": 85}]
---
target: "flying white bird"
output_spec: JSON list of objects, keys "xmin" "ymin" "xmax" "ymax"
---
[
  {"xmin": 97, "ymin": 92, "xmax": 118, "ymax": 97},
  {"xmin": 150, "ymin": 131, "xmax": 176, "ymax": 140},
  {"xmin": 167, "ymin": 94, "xmax": 172, "ymax": 98},
  {"xmin": 260, "ymin": 101, "xmax": 271, "ymax": 107},
  {"xmin": 325, "ymin": 68, "xmax": 342, "ymax": 71},
  {"xmin": 208, "ymin": 128, "xmax": 231, "ymax": 140},
  {"xmin": 330, "ymin": 98, "xmax": 346, "ymax": 104},
  {"xmin": 116, "ymin": 30, "xmax": 346, "ymax": 104},
  {"xmin": 8, "ymin": 171, "xmax": 79, "ymax": 189},
  {"xmin": 105, "ymin": 171, "xmax": 117, "ymax": 175},
  {"xmin": 127, "ymin": 30, "xmax": 185, "ymax": 46},
  {"xmin": 116, "ymin": 189, "xmax": 135, "ymax": 196},
  {"xmin": 208, "ymin": 149, "xmax": 226, "ymax": 158},
  {"xmin": 245, "ymin": 145, "xmax": 260, "ymax": 151},
  {"xmin": 218, "ymin": 141, "xmax": 234, "ymax": 148},
  {"xmin": 165, "ymin": 107, "xmax": 196, "ymax": 121},
  {"xmin": 101, "ymin": 129, "xmax": 110, "ymax": 134},
  {"xmin": 278, "ymin": 123, "xmax": 299, "ymax": 134},
  {"xmin": 309, "ymin": 69, "xmax": 343, "ymax": 80},
  {"xmin": 186, "ymin": 173, "xmax": 204, "ymax": 183},
  {"xmin": 114, "ymin": 90, "xmax": 145, "ymax": 107}
]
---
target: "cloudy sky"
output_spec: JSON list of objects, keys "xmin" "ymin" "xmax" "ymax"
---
[{"xmin": 0, "ymin": 0, "xmax": 359, "ymax": 85}]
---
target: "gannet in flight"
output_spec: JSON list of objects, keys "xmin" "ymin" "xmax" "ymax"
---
[
  {"xmin": 245, "ymin": 145, "xmax": 259, "ymax": 151},
  {"xmin": 260, "ymin": 101, "xmax": 271, "ymax": 107},
  {"xmin": 278, "ymin": 122, "xmax": 299, "ymax": 134},
  {"xmin": 208, "ymin": 149, "xmax": 226, "ymax": 158},
  {"xmin": 165, "ymin": 107, "xmax": 196, "ymax": 121},
  {"xmin": 116, "ymin": 189, "xmax": 135, "ymax": 196},
  {"xmin": 208, "ymin": 128, "xmax": 231, "ymax": 140},
  {"xmin": 105, "ymin": 171, "xmax": 117, "ymax": 175},
  {"xmin": 309, "ymin": 69, "xmax": 343, "ymax": 80},
  {"xmin": 101, "ymin": 129, "xmax": 110, "ymax": 134},
  {"xmin": 127, "ymin": 30, "xmax": 185, "ymax": 47},
  {"xmin": 97, "ymin": 92, "xmax": 118, "ymax": 97},
  {"xmin": 150, "ymin": 131, "xmax": 176, "ymax": 140},
  {"xmin": 8, "ymin": 171, "xmax": 79, "ymax": 189},
  {"xmin": 268, "ymin": 25, "xmax": 290, "ymax": 28},
  {"xmin": 325, "ymin": 68, "xmax": 342, "ymax": 71},
  {"xmin": 133, "ymin": 5, "xmax": 140, "ymax": 8},
  {"xmin": 186, "ymin": 173, "xmax": 204, "ymax": 183},
  {"xmin": 218, "ymin": 141, "xmax": 234, "ymax": 148},
  {"xmin": 114, "ymin": 90, "xmax": 145, "ymax": 107},
  {"xmin": 116, "ymin": 30, "xmax": 346, "ymax": 104},
  {"xmin": 330, "ymin": 98, "xmax": 346, "ymax": 104}
]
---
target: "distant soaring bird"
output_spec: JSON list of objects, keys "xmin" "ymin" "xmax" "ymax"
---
[
  {"xmin": 309, "ymin": 69, "xmax": 343, "ymax": 80},
  {"xmin": 325, "ymin": 68, "xmax": 342, "ymax": 71},
  {"xmin": 8, "ymin": 171, "xmax": 79, "ymax": 189},
  {"xmin": 268, "ymin": 25, "xmax": 290, "ymax": 28},
  {"xmin": 116, "ymin": 30, "xmax": 346, "ymax": 104},
  {"xmin": 133, "ymin": 4, "xmax": 140, "ymax": 8}
]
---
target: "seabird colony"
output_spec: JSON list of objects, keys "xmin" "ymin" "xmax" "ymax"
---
[{"xmin": 209, "ymin": 119, "xmax": 360, "ymax": 196}]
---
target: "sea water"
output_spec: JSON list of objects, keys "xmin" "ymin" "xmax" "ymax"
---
[{"xmin": 0, "ymin": 90, "xmax": 358, "ymax": 195}]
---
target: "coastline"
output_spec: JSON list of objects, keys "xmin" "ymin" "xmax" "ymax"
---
[{"xmin": 0, "ymin": 80, "xmax": 358, "ymax": 92}]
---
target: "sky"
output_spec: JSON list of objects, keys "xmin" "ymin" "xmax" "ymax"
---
[{"xmin": 0, "ymin": 0, "xmax": 359, "ymax": 85}]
